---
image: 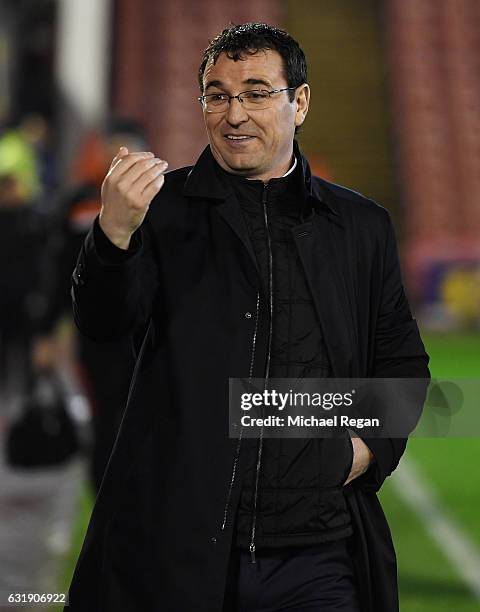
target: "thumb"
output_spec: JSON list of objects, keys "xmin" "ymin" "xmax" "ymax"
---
[{"xmin": 119, "ymin": 146, "xmax": 129, "ymax": 156}]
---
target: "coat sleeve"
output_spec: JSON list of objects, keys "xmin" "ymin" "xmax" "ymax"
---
[
  {"xmin": 71, "ymin": 215, "xmax": 160, "ymax": 345},
  {"xmin": 356, "ymin": 210, "xmax": 430, "ymax": 492}
]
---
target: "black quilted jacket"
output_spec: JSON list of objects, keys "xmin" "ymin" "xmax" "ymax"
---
[{"xmin": 217, "ymin": 164, "xmax": 354, "ymax": 550}]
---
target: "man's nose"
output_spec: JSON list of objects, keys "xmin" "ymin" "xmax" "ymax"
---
[{"xmin": 225, "ymin": 97, "xmax": 249, "ymax": 125}]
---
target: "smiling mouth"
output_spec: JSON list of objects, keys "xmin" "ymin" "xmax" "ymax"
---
[
  {"xmin": 223, "ymin": 135, "xmax": 256, "ymax": 148},
  {"xmin": 224, "ymin": 135, "xmax": 255, "ymax": 141}
]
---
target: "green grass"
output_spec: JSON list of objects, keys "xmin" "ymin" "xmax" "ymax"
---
[
  {"xmin": 407, "ymin": 332, "xmax": 480, "ymax": 549},
  {"xmin": 380, "ymin": 480, "xmax": 479, "ymax": 612},
  {"xmin": 406, "ymin": 438, "xmax": 480, "ymax": 550},
  {"xmin": 383, "ymin": 331, "xmax": 480, "ymax": 611},
  {"xmin": 422, "ymin": 332, "xmax": 480, "ymax": 378}
]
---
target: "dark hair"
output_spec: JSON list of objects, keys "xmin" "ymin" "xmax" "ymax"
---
[{"xmin": 198, "ymin": 22, "xmax": 308, "ymax": 102}]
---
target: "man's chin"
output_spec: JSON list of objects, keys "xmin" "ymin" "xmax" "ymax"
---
[{"xmin": 218, "ymin": 152, "xmax": 260, "ymax": 176}]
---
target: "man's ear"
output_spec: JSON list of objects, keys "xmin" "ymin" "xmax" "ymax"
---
[{"xmin": 294, "ymin": 83, "xmax": 310, "ymax": 128}]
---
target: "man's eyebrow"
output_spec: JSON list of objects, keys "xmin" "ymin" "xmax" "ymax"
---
[
  {"xmin": 205, "ymin": 77, "xmax": 273, "ymax": 91},
  {"xmin": 243, "ymin": 78, "xmax": 272, "ymax": 88},
  {"xmin": 205, "ymin": 79, "xmax": 224, "ymax": 91}
]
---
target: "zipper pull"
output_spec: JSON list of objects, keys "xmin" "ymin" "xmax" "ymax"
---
[
  {"xmin": 249, "ymin": 542, "xmax": 257, "ymax": 564},
  {"xmin": 262, "ymin": 182, "xmax": 269, "ymax": 205}
]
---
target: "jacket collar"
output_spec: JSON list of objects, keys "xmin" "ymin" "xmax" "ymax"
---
[{"xmin": 182, "ymin": 139, "xmax": 339, "ymax": 219}]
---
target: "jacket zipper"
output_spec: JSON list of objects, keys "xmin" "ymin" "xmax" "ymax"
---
[
  {"xmin": 249, "ymin": 182, "xmax": 273, "ymax": 563},
  {"xmin": 220, "ymin": 289, "xmax": 260, "ymax": 533}
]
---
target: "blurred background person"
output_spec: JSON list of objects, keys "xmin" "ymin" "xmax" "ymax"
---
[
  {"xmin": 0, "ymin": 116, "xmax": 47, "ymax": 400},
  {"xmin": 32, "ymin": 117, "xmax": 146, "ymax": 494}
]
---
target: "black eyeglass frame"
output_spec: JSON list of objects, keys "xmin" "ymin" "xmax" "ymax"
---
[{"xmin": 197, "ymin": 86, "xmax": 298, "ymax": 112}]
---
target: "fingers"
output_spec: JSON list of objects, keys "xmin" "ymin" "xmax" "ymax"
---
[
  {"xmin": 126, "ymin": 157, "xmax": 167, "ymax": 188},
  {"xmin": 110, "ymin": 152, "xmax": 154, "ymax": 179},
  {"xmin": 142, "ymin": 173, "xmax": 165, "ymax": 204},
  {"xmin": 132, "ymin": 159, "xmax": 168, "ymax": 193},
  {"xmin": 107, "ymin": 149, "xmax": 155, "ymax": 181}
]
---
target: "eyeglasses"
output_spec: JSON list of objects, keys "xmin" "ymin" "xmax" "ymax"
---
[{"xmin": 198, "ymin": 87, "xmax": 297, "ymax": 113}]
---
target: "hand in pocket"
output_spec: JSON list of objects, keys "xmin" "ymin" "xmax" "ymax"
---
[{"xmin": 343, "ymin": 432, "xmax": 374, "ymax": 486}]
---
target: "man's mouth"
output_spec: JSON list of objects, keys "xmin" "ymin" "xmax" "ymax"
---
[{"xmin": 224, "ymin": 135, "xmax": 255, "ymax": 141}]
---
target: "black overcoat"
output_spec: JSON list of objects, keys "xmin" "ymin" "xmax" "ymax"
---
[{"xmin": 66, "ymin": 142, "xmax": 430, "ymax": 612}]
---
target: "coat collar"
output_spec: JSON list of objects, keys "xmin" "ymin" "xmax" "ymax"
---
[{"xmin": 182, "ymin": 140, "xmax": 340, "ymax": 222}]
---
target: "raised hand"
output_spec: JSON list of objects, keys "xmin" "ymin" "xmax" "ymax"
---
[{"xmin": 99, "ymin": 147, "xmax": 168, "ymax": 249}]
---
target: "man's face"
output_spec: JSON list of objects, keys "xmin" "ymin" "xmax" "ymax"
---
[{"xmin": 201, "ymin": 49, "xmax": 309, "ymax": 181}]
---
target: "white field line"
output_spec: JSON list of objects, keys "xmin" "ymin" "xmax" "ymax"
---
[{"xmin": 391, "ymin": 457, "xmax": 480, "ymax": 601}]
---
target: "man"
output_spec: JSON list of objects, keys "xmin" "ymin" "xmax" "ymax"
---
[{"xmin": 66, "ymin": 23, "xmax": 430, "ymax": 612}]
